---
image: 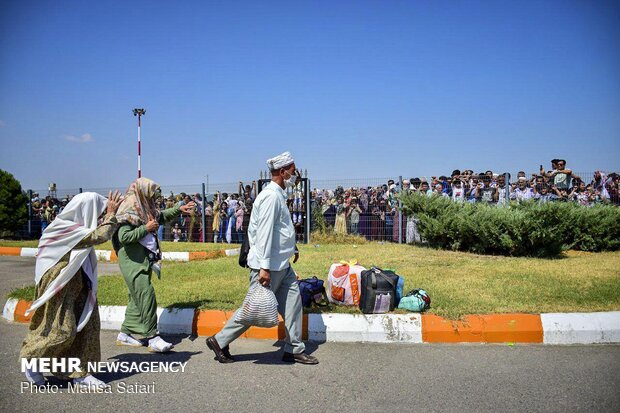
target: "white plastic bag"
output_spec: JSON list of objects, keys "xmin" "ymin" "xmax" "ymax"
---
[
  {"xmin": 327, "ymin": 261, "xmax": 366, "ymax": 306},
  {"xmin": 234, "ymin": 284, "xmax": 279, "ymax": 327}
]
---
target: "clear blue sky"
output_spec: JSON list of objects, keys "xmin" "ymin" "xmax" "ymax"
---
[{"xmin": 1, "ymin": 0, "xmax": 618, "ymax": 191}]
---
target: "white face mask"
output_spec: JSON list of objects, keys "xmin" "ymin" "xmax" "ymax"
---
[
  {"xmin": 284, "ymin": 175, "xmax": 297, "ymax": 188},
  {"xmin": 284, "ymin": 170, "xmax": 298, "ymax": 188}
]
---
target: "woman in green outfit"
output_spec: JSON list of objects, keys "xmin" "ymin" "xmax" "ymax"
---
[
  {"xmin": 113, "ymin": 178, "xmax": 195, "ymax": 353},
  {"xmin": 21, "ymin": 191, "xmax": 121, "ymax": 389}
]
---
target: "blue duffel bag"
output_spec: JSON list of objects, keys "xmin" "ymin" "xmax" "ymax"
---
[
  {"xmin": 397, "ymin": 289, "xmax": 431, "ymax": 312},
  {"xmin": 298, "ymin": 277, "xmax": 329, "ymax": 308}
]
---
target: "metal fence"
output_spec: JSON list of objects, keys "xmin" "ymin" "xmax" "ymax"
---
[
  {"xmin": 20, "ymin": 170, "xmax": 619, "ymax": 243},
  {"xmin": 309, "ymin": 171, "xmax": 619, "ymax": 242}
]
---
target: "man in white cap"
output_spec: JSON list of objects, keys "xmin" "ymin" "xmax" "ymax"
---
[{"xmin": 206, "ymin": 151, "xmax": 318, "ymax": 365}]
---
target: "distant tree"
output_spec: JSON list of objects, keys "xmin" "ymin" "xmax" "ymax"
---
[{"xmin": 0, "ymin": 169, "xmax": 28, "ymax": 236}]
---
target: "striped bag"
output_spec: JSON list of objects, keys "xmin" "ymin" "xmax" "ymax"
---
[{"xmin": 234, "ymin": 284, "xmax": 279, "ymax": 327}]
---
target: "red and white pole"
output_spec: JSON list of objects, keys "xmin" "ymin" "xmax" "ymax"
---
[
  {"xmin": 133, "ymin": 108, "xmax": 145, "ymax": 178},
  {"xmin": 137, "ymin": 113, "xmax": 142, "ymax": 178}
]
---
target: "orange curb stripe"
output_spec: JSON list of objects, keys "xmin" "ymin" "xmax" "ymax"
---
[
  {"xmin": 14, "ymin": 300, "xmax": 33, "ymax": 323},
  {"xmin": 0, "ymin": 248, "xmax": 228, "ymax": 262},
  {"xmin": 189, "ymin": 251, "xmax": 207, "ymax": 260},
  {"xmin": 194, "ymin": 310, "xmax": 309, "ymax": 340},
  {"xmin": 194, "ymin": 310, "xmax": 283, "ymax": 340},
  {"xmin": 189, "ymin": 251, "xmax": 225, "ymax": 261},
  {"xmin": 422, "ymin": 314, "xmax": 543, "ymax": 343},
  {"xmin": 0, "ymin": 246, "xmax": 22, "ymax": 256},
  {"xmin": 195, "ymin": 310, "xmax": 229, "ymax": 336},
  {"xmin": 7, "ymin": 299, "xmax": 544, "ymax": 344}
]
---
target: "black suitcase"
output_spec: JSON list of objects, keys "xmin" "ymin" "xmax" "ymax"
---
[{"xmin": 359, "ymin": 267, "xmax": 399, "ymax": 314}]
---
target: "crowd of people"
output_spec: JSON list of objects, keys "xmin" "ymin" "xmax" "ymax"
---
[
  {"xmin": 29, "ymin": 194, "xmax": 72, "ymax": 233},
  {"xmin": 21, "ymin": 153, "xmax": 316, "ymax": 390},
  {"xmin": 27, "ymin": 159, "xmax": 618, "ymax": 244},
  {"xmin": 152, "ymin": 181, "xmax": 258, "ymax": 243},
  {"xmin": 312, "ymin": 160, "xmax": 619, "ymax": 242},
  {"xmin": 16, "ymin": 154, "xmax": 617, "ymax": 390},
  {"xmin": 129, "ymin": 180, "xmax": 307, "ymax": 243}
]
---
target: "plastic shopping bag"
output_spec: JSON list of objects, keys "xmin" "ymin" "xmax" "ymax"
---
[{"xmin": 234, "ymin": 284, "xmax": 279, "ymax": 327}]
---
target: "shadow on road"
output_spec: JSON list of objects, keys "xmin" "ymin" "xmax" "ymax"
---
[
  {"xmin": 226, "ymin": 340, "xmax": 320, "ymax": 365},
  {"xmin": 99, "ymin": 350, "xmax": 201, "ymax": 382}
]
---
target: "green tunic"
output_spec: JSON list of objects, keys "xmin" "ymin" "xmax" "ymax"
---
[
  {"xmin": 112, "ymin": 206, "xmax": 181, "ymax": 338},
  {"xmin": 20, "ymin": 215, "xmax": 118, "ymax": 379}
]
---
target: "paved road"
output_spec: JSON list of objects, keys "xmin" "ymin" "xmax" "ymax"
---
[
  {"xmin": 0, "ymin": 256, "xmax": 119, "ymax": 299},
  {"xmin": 1, "ymin": 257, "xmax": 619, "ymax": 412}
]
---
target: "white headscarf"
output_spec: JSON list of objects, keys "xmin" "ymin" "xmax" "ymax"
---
[{"xmin": 26, "ymin": 192, "xmax": 108, "ymax": 332}]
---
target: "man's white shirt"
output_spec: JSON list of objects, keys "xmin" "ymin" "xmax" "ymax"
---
[
  {"xmin": 511, "ymin": 187, "xmax": 535, "ymax": 201},
  {"xmin": 247, "ymin": 182, "xmax": 296, "ymax": 271}
]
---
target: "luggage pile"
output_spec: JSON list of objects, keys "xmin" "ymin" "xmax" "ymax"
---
[
  {"xmin": 327, "ymin": 260, "xmax": 365, "ymax": 306},
  {"xmin": 298, "ymin": 260, "xmax": 431, "ymax": 314}
]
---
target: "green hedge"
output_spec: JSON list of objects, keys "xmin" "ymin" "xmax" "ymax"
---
[{"xmin": 399, "ymin": 194, "xmax": 620, "ymax": 257}]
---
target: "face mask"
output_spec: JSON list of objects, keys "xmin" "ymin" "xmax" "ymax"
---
[{"xmin": 284, "ymin": 169, "xmax": 298, "ymax": 188}]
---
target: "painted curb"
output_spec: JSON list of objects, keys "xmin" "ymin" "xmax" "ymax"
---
[
  {"xmin": 99, "ymin": 306, "xmax": 126, "ymax": 331},
  {"xmin": 0, "ymin": 246, "xmax": 240, "ymax": 262},
  {"xmin": 194, "ymin": 310, "xmax": 309, "ymax": 341},
  {"xmin": 95, "ymin": 250, "xmax": 114, "ymax": 262},
  {"xmin": 421, "ymin": 314, "xmax": 543, "ymax": 343},
  {"xmin": 541, "ymin": 312, "xmax": 620, "ymax": 344},
  {"xmin": 162, "ymin": 251, "xmax": 190, "ymax": 262},
  {"xmin": 308, "ymin": 313, "xmax": 423, "ymax": 343},
  {"xmin": 20, "ymin": 248, "xmax": 38, "ymax": 257},
  {"xmin": 4, "ymin": 301, "xmax": 195, "ymax": 336},
  {"xmin": 0, "ymin": 247, "xmax": 21, "ymax": 256},
  {"xmin": 157, "ymin": 307, "xmax": 194, "ymax": 335},
  {"xmin": 13, "ymin": 300, "xmax": 33, "ymax": 323},
  {"xmin": 4, "ymin": 299, "xmax": 619, "ymax": 344},
  {"xmin": 225, "ymin": 248, "xmax": 240, "ymax": 257},
  {"xmin": 2, "ymin": 297, "xmax": 18, "ymax": 322}
]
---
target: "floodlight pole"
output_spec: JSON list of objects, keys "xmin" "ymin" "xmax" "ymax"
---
[{"xmin": 133, "ymin": 108, "xmax": 146, "ymax": 178}]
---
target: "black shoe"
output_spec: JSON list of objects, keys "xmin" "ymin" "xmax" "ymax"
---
[
  {"xmin": 221, "ymin": 345, "xmax": 235, "ymax": 361},
  {"xmin": 282, "ymin": 352, "xmax": 319, "ymax": 365},
  {"xmin": 206, "ymin": 336, "xmax": 234, "ymax": 363}
]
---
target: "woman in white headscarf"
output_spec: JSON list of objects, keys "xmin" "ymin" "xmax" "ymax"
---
[{"xmin": 20, "ymin": 191, "xmax": 121, "ymax": 388}]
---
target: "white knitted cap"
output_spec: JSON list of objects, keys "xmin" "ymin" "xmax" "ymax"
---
[{"xmin": 266, "ymin": 151, "xmax": 294, "ymax": 171}]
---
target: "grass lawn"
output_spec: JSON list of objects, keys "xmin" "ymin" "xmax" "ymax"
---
[
  {"xmin": 7, "ymin": 243, "xmax": 620, "ymax": 319},
  {"xmin": 0, "ymin": 239, "xmax": 240, "ymax": 252}
]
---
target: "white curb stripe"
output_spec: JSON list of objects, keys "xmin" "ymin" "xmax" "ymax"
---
[
  {"xmin": 541, "ymin": 312, "xmax": 620, "ymax": 344},
  {"xmin": 7, "ymin": 297, "xmax": 620, "ymax": 344},
  {"xmin": 95, "ymin": 250, "xmax": 112, "ymax": 262},
  {"xmin": 157, "ymin": 308, "xmax": 194, "ymax": 334},
  {"xmin": 99, "ymin": 306, "xmax": 127, "ymax": 331},
  {"xmin": 20, "ymin": 248, "xmax": 38, "ymax": 257},
  {"xmin": 2, "ymin": 298, "xmax": 19, "ymax": 322},
  {"xmin": 308, "ymin": 313, "xmax": 423, "ymax": 343},
  {"xmin": 162, "ymin": 252, "xmax": 190, "ymax": 262},
  {"xmin": 98, "ymin": 305, "xmax": 194, "ymax": 335},
  {"xmin": 5, "ymin": 248, "xmax": 232, "ymax": 262}
]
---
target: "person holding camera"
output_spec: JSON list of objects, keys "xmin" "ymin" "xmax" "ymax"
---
[
  {"xmin": 451, "ymin": 177, "xmax": 466, "ymax": 202},
  {"xmin": 347, "ymin": 198, "xmax": 362, "ymax": 235}
]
